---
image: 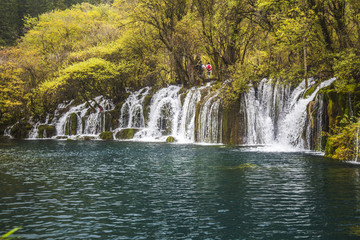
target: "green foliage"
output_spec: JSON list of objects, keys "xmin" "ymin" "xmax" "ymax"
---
[
  {"xmin": 0, "ymin": 0, "xmax": 112, "ymax": 46},
  {"xmin": 325, "ymin": 116, "xmax": 360, "ymax": 161},
  {"xmin": 333, "ymin": 50, "xmax": 360, "ymax": 92},
  {"xmin": 0, "ymin": 59, "xmax": 26, "ymax": 129},
  {"xmin": 1, "ymin": 227, "xmax": 22, "ymax": 239}
]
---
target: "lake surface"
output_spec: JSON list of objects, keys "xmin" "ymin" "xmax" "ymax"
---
[{"xmin": 1, "ymin": 140, "xmax": 360, "ymax": 239}]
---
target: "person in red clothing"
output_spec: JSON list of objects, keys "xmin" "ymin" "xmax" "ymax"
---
[{"xmin": 206, "ymin": 63, "xmax": 212, "ymax": 79}]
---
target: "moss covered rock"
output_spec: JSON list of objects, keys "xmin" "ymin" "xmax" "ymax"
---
[
  {"xmin": 166, "ymin": 136, "xmax": 175, "ymax": 142},
  {"xmin": 75, "ymin": 135, "xmax": 96, "ymax": 141},
  {"xmin": 65, "ymin": 113, "xmax": 78, "ymax": 135},
  {"xmin": 221, "ymin": 95, "xmax": 247, "ymax": 145},
  {"xmin": 99, "ymin": 131, "xmax": 114, "ymax": 140},
  {"xmin": 143, "ymin": 95, "xmax": 152, "ymax": 124},
  {"xmin": 10, "ymin": 121, "xmax": 33, "ymax": 139},
  {"xmin": 115, "ymin": 128, "xmax": 140, "ymax": 139},
  {"xmin": 38, "ymin": 125, "xmax": 56, "ymax": 138}
]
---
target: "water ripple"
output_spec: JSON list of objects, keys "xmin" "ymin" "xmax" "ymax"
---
[{"xmin": 1, "ymin": 141, "xmax": 360, "ymax": 239}]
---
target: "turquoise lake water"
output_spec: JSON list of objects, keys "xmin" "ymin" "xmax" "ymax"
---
[{"xmin": 1, "ymin": 140, "xmax": 360, "ymax": 239}]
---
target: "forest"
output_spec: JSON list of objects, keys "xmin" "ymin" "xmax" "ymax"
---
[{"xmin": 1, "ymin": 0, "xmax": 360, "ymax": 159}]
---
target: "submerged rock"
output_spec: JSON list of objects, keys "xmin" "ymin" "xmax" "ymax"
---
[{"xmin": 218, "ymin": 163, "xmax": 258, "ymax": 170}]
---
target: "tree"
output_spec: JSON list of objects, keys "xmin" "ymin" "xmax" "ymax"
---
[
  {"xmin": 0, "ymin": 58, "xmax": 26, "ymax": 128},
  {"xmin": 131, "ymin": 0, "xmax": 202, "ymax": 86}
]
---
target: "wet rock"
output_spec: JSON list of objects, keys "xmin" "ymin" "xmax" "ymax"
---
[
  {"xmin": 99, "ymin": 131, "xmax": 114, "ymax": 140},
  {"xmin": 115, "ymin": 128, "xmax": 140, "ymax": 139}
]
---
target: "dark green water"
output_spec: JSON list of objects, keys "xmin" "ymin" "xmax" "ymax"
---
[{"xmin": 1, "ymin": 140, "xmax": 360, "ymax": 239}]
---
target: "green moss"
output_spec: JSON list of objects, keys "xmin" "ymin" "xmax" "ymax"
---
[
  {"xmin": 115, "ymin": 128, "xmax": 140, "ymax": 139},
  {"xmin": 218, "ymin": 163, "xmax": 258, "ymax": 170},
  {"xmin": 38, "ymin": 125, "xmax": 46, "ymax": 138},
  {"xmin": 166, "ymin": 136, "xmax": 175, "ymax": 142},
  {"xmin": 194, "ymin": 101, "xmax": 202, "ymax": 141},
  {"xmin": 143, "ymin": 95, "xmax": 152, "ymax": 123},
  {"xmin": 99, "ymin": 131, "xmax": 114, "ymax": 140},
  {"xmin": 38, "ymin": 124, "xmax": 56, "ymax": 138},
  {"xmin": 45, "ymin": 125, "xmax": 56, "ymax": 137},
  {"xmin": 221, "ymin": 96, "xmax": 246, "ymax": 145},
  {"xmin": 56, "ymin": 136, "xmax": 68, "ymax": 139},
  {"xmin": 303, "ymin": 85, "xmax": 317, "ymax": 98},
  {"xmin": 180, "ymin": 91, "xmax": 187, "ymax": 106},
  {"xmin": 65, "ymin": 113, "xmax": 78, "ymax": 135},
  {"xmin": 104, "ymin": 112, "xmax": 113, "ymax": 131},
  {"xmin": 10, "ymin": 121, "xmax": 32, "ymax": 139},
  {"xmin": 108, "ymin": 106, "xmax": 121, "ymax": 129}
]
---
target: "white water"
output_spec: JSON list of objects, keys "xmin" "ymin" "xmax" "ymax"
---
[
  {"xmin": 132, "ymin": 85, "xmax": 182, "ymax": 141},
  {"xmin": 245, "ymin": 78, "xmax": 336, "ymax": 150},
  {"xmin": 119, "ymin": 87, "xmax": 150, "ymax": 128},
  {"xmin": 8, "ymin": 78, "xmax": 338, "ymax": 150},
  {"xmin": 178, "ymin": 86, "xmax": 203, "ymax": 142},
  {"xmin": 197, "ymin": 91, "xmax": 222, "ymax": 143},
  {"xmin": 355, "ymin": 125, "xmax": 359, "ymax": 162},
  {"xmin": 28, "ymin": 97, "xmax": 114, "ymax": 139},
  {"xmin": 3, "ymin": 124, "xmax": 14, "ymax": 139},
  {"xmin": 132, "ymin": 85, "xmax": 213, "ymax": 143}
]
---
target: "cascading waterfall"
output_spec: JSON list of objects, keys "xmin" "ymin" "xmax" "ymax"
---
[
  {"xmin": 57, "ymin": 96, "xmax": 114, "ymax": 137},
  {"xmin": 278, "ymin": 78, "xmax": 336, "ymax": 148},
  {"xmin": 178, "ymin": 86, "xmax": 203, "ymax": 142},
  {"xmin": 133, "ymin": 85, "xmax": 182, "ymax": 141},
  {"xmin": 244, "ymin": 79, "xmax": 291, "ymax": 145},
  {"xmin": 119, "ymin": 87, "xmax": 150, "ymax": 128},
  {"xmin": 28, "ymin": 100, "xmax": 74, "ymax": 139},
  {"xmin": 3, "ymin": 125, "xmax": 14, "ymax": 138},
  {"xmin": 28, "ymin": 97, "xmax": 114, "ymax": 139},
  {"xmin": 197, "ymin": 91, "xmax": 222, "ymax": 143},
  {"xmin": 355, "ymin": 126, "xmax": 359, "ymax": 162},
  {"xmin": 8, "ymin": 77, "xmax": 339, "ymax": 150},
  {"xmin": 245, "ymin": 78, "xmax": 336, "ymax": 149}
]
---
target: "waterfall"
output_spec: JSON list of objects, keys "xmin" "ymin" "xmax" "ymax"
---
[
  {"xmin": 119, "ymin": 87, "xmax": 150, "ymax": 128},
  {"xmin": 133, "ymin": 85, "xmax": 182, "ymax": 141},
  {"xmin": 355, "ymin": 126, "xmax": 359, "ymax": 162},
  {"xmin": 26, "ymin": 97, "xmax": 115, "ymax": 139},
  {"xmin": 55, "ymin": 96, "xmax": 114, "ymax": 137},
  {"xmin": 244, "ymin": 79, "xmax": 290, "ymax": 145},
  {"xmin": 197, "ymin": 90, "xmax": 222, "ymax": 143},
  {"xmin": 6, "ymin": 77, "xmax": 338, "ymax": 149},
  {"xmin": 278, "ymin": 78, "xmax": 336, "ymax": 148},
  {"xmin": 178, "ymin": 87, "xmax": 202, "ymax": 142},
  {"xmin": 245, "ymin": 78, "xmax": 336, "ymax": 149},
  {"xmin": 131, "ymin": 84, "xmax": 212, "ymax": 142},
  {"xmin": 19, "ymin": 84, "xmax": 219, "ymax": 143},
  {"xmin": 3, "ymin": 125, "xmax": 14, "ymax": 138}
]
